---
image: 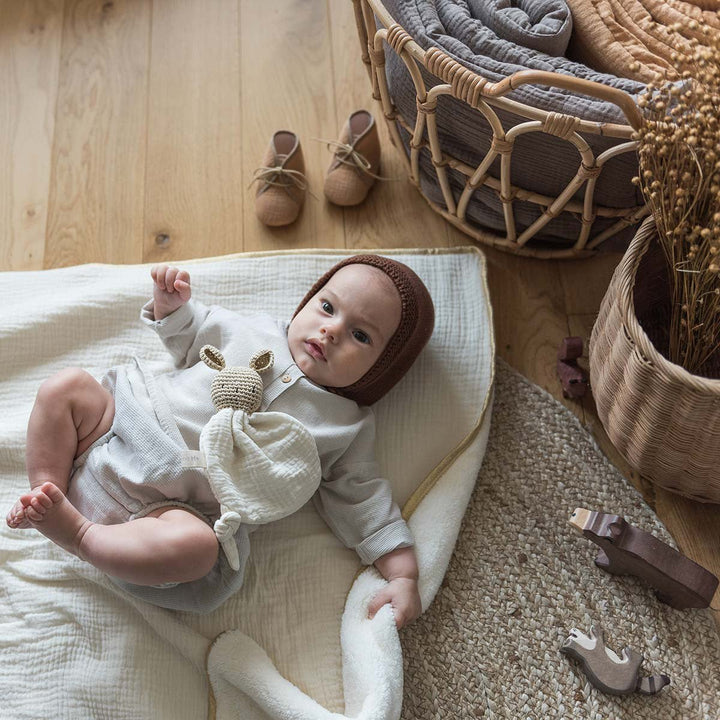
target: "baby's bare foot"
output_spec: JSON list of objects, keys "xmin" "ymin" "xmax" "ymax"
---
[
  {"xmin": 19, "ymin": 482, "xmax": 92, "ymax": 557},
  {"xmin": 6, "ymin": 494, "xmax": 38, "ymax": 529}
]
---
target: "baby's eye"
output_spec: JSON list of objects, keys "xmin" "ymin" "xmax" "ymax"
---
[
  {"xmin": 321, "ymin": 300, "xmax": 333, "ymax": 314},
  {"xmin": 353, "ymin": 330, "xmax": 370, "ymax": 344}
]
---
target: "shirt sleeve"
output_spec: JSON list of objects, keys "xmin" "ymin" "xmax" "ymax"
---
[
  {"xmin": 312, "ymin": 409, "xmax": 414, "ymax": 565},
  {"xmin": 140, "ymin": 298, "xmax": 213, "ymax": 369}
]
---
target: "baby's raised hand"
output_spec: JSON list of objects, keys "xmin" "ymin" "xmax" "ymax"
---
[{"xmin": 151, "ymin": 264, "xmax": 191, "ymax": 320}]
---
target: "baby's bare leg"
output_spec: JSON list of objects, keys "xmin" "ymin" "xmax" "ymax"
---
[
  {"xmin": 27, "ymin": 368, "xmax": 115, "ymax": 491},
  {"xmin": 7, "ymin": 369, "xmax": 114, "ymax": 529},
  {"xmin": 18, "ymin": 482, "xmax": 219, "ymax": 585}
]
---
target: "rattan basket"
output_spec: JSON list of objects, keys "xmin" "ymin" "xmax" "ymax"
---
[
  {"xmin": 352, "ymin": 0, "xmax": 650, "ymax": 258},
  {"xmin": 589, "ymin": 216, "xmax": 720, "ymax": 502}
]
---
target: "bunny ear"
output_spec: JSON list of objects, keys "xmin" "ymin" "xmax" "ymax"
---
[
  {"xmin": 249, "ymin": 349, "xmax": 274, "ymax": 373},
  {"xmin": 200, "ymin": 345, "xmax": 226, "ymax": 371}
]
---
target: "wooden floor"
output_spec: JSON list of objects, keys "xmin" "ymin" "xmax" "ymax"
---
[{"xmin": 1, "ymin": 0, "xmax": 718, "ymax": 620}]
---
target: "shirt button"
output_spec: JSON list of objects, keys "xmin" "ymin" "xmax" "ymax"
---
[{"xmin": 281, "ymin": 374, "xmax": 292, "ymax": 383}]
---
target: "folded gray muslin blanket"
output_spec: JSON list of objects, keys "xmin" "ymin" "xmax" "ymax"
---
[
  {"xmin": 380, "ymin": 0, "xmax": 646, "ymax": 246},
  {"xmin": 384, "ymin": 0, "xmax": 645, "ymax": 123},
  {"xmin": 466, "ymin": 0, "xmax": 572, "ymax": 56}
]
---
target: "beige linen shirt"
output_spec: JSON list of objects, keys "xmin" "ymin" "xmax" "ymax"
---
[{"xmin": 139, "ymin": 298, "xmax": 413, "ymax": 565}]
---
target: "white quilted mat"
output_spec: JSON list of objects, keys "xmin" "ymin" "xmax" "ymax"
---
[{"xmin": 0, "ymin": 247, "xmax": 494, "ymax": 720}]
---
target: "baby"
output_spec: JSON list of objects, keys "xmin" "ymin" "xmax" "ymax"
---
[{"xmin": 6, "ymin": 255, "xmax": 434, "ymax": 626}]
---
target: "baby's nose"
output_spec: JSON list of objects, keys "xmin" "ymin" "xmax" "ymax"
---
[{"xmin": 320, "ymin": 323, "xmax": 339, "ymax": 341}]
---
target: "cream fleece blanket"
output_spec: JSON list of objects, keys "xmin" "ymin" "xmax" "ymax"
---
[{"xmin": 0, "ymin": 247, "xmax": 494, "ymax": 720}]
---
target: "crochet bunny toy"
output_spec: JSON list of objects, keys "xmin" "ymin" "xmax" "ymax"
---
[{"xmin": 198, "ymin": 345, "xmax": 321, "ymax": 570}]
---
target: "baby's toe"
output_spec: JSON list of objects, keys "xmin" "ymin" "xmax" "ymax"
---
[
  {"xmin": 29, "ymin": 496, "xmax": 48, "ymax": 515},
  {"xmin": 19, "ymin": 492, "xmax": 35, "ymax": 509},
  {"xmin": 37, "ymin": 482, "xmax": 65, "ymax": 504},
  {"xmin": 7, "ymin": 500, "xmax": 25, "ymax": 527},
  {"xmin": 24, "ymin": 505, "xmax": 44, "ymax": 522}
]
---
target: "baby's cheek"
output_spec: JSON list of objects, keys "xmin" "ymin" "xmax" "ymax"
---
[{"xmin": 287, "ymin": 337, "xmax": 303, "ymax": 366}]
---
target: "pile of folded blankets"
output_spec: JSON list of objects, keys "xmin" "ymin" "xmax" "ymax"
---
[{"xmin": 381, "ymin": 0, "xmax": 719, "ymax": 248}]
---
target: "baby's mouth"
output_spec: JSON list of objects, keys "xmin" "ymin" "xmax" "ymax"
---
[{"xmin": 305, "ymin": 340, "xmax": 326, "ymax": 361}]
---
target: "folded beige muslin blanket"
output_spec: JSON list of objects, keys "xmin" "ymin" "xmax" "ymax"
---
[{"xmin": 566, "ymin": 0, "xmax": 720, "ymax": 82}]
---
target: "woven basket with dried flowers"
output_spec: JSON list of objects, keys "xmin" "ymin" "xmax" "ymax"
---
[{"xmin": 589, "ymin": 23, "xmax": 720, "ymax": 502}]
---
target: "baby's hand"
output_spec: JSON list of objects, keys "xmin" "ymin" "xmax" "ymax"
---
[
  {"xmin": 368, "ymin": 577, "xmax": 422, "ymax": 630},
  {"xmin": 151, "ymin": 265, "xmax": 191, "ymax": 320}
]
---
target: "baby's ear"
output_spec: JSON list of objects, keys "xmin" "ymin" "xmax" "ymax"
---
[
  {"xmin": 249, "ymin": 349, "xmax": 274, "ymax": 374},
  {"xmin": 200, "ymin": 345, "xmax": 225, "ymax": 371}
]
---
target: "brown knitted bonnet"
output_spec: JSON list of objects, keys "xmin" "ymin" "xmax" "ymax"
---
[{"xmin": 293, "ymin": 255, "xmax": 435, "ymax": 406}]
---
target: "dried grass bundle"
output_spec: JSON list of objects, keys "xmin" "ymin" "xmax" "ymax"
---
[{"xmin": 632, "ymin": 22, "xmax": 720, "ymax": 376}]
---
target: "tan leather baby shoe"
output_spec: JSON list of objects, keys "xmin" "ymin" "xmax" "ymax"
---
[
  {"xmin": 252, "ymin": 131, "xmax": 307, "ymax": 227},
  {"xmin": 323, "ymin": 110, "xmax": 381, "ymax": 207}
]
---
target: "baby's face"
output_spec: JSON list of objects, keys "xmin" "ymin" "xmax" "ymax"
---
[{"xmin": 288, "ymin": 264, "xmax": 402, "ymax": 389}]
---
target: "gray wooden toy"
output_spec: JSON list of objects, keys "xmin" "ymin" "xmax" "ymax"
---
[{"xmin": 561, "ymin": 625, "xmax": 670, "ymax": 695}]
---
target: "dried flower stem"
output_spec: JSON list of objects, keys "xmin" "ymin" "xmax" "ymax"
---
[{"xmin": 633, "ymin": 26, "xmax": 720, "ymax": 375}]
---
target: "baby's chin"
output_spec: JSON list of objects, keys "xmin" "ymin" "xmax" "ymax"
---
[
  {"xmin": 290, "ymin": 348, "xmax": 364, "ymax": 389},
  {"xmin": 292, "ymin": 355, "xmax": 328, "ymax": 386},
  {"xmin": 298, "ymin": 363, "xmax": 355, "ymax": 390}
]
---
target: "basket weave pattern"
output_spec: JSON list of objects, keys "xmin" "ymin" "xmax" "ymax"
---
[
  {"xmin": 589, "ymin": 216, "xmax": 720, "ymax": 502},
  {"xmin": 352, "ymin": 0, "xmax": 649, "ymax": 258}
]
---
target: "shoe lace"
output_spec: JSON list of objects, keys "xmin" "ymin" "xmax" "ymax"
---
[
  {"xmin": 249, "ymin": 165, "xmax": 310, "ymax": 192},
  {"xmin": 313, "ymin": 138, "xmax": 393, "ymax": 181}
]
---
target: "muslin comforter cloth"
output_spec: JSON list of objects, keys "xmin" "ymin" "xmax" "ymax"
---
[{"xmin": 0, "ymin": 247, "xmax": 494, "ymax": 720}]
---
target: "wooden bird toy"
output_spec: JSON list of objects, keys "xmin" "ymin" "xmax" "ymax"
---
[
  {"xmin": 561, "ymin": 624, "xmax": 670, "ymax": 695},
  {"xmin": 557, "ymin": 336, "xmax": 588, "ymax": 399},
  {"xmin": 570, "ymin": 508, "xmax": 719, "ymax": 609}
]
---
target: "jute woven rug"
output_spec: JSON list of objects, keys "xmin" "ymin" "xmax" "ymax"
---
[{"xmin": 401, "ymin": 360, "xmax": 720, "ymax": 719}]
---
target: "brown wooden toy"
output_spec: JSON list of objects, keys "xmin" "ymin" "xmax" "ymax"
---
[
  {"xmin": 557, "ymin": 336, "xmax": 588, "ymax": 399},
  {"xmin": 570, "ymin": 508, "xmax": 719, "ymax": 609},
  {"xmin": 561, "ymin": 624, "xmax": 670, "ymax": 695}
]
